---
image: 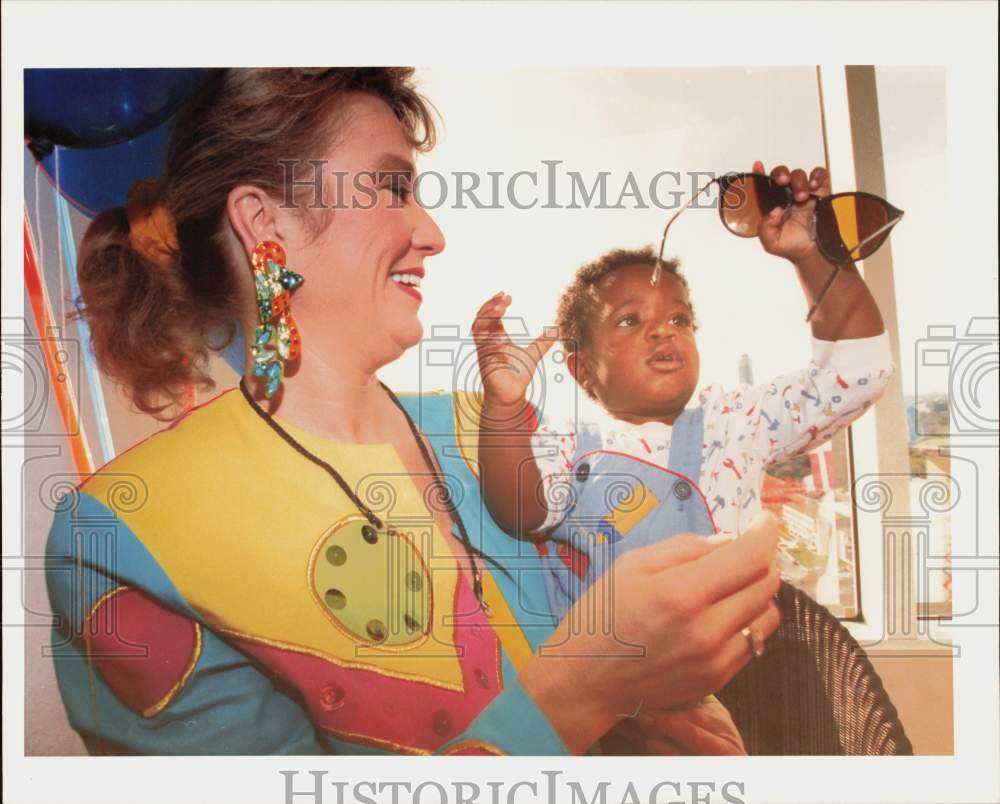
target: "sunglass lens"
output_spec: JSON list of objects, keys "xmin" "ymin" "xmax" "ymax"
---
[
  {"xmin": 720, "ymin": 174, "xmax": 791, "ymax": 237},
  {"xmin": 819, "ymin": 194, "xmax": 896, "ymax": 262}
]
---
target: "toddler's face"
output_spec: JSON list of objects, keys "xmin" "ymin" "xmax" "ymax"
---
[{"xmin": 570, "ymin": 264, "xmax": 700, "ymax": 424}]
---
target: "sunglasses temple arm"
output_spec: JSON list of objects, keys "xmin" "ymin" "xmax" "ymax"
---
[
  {"xmin": 843, "ymin": 213, "xmax": 905, "ymax": 259},
  {"xmin": 652, "ymin": 177, "xmax": 720, "ymax": 286},
  {"xmin": 805, "ymin": 264, "xmax": 842, "ymax": 323},
  {"xmin": 808, "ymin": 211, "xmax": 903, "ymax": 321}
]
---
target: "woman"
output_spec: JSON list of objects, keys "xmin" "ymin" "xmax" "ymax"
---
[{"xmin": 45, "ymin": 68, "xmax": 779, "ymax": 755}]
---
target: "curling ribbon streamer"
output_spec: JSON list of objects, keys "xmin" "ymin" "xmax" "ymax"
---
[
  {"xmin": 53, "ymin": 172, "xmax": 116, "ymax": 462},
  {"xmin": 180, "ymin": 356, "xmax": 195, "ymax": 414},
  {"xmin": 24, "ymin": 211, "xmax": 94, "ymax": 476}
]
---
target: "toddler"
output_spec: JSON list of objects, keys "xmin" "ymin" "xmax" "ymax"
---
[{"xmin": 474, "ymin": 166, "xmax": 894, "ymax": 620}]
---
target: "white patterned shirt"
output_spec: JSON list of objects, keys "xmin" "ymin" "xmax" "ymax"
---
[{"xmin": 531, "ymin": 332, "xmax": 894, "ymax": 534}]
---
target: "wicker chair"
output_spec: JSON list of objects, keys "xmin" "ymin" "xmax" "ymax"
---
[{"xmin": 716, "ymin": 581, "xmax": 914, "ymax": 755}]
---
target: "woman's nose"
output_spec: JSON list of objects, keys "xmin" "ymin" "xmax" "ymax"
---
[{"xmin": 411, "ymin": 202, "xmax": 446, "ymax": 255}]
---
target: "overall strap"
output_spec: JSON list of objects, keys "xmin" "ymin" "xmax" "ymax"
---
[
  {"xmin": 666, "ymin": 407, "xmax": 705, "ymax": 484},
  {"xmin": 573, "ymin": 420, "xmax": 603, "ymax": 458}
]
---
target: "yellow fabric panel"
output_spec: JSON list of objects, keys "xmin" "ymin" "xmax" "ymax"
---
[
  {"xmin": 610, "ymin": 483, "xmax": 661, "ymax": 536},
  {"xmin": 82, "ymin": 390, "xmax": 465, "ymax": 690},
  {"xmin": 480, "ymin": 571, "xmax": 535, "ymax": 673},
  {"xmin": 451, "ymin": 391, "xmax": 484, "ymax": 480},
  {"xmin": 309, "ymin": 514, "xmax": 433, "ymax": 648}
]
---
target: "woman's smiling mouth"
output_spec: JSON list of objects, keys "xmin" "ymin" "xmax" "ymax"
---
[{"xmin": 389, "ymin": 268, "xmax": 424, "ymax": 301}]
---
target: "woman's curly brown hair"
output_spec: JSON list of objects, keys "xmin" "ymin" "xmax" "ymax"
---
[
  {"xmin": 76, "ymin": 68, "xmax": 437, "ymax": 419},
  {"xmin": 555, "ymin": 245, "xmax": 695, "ymax": 354}
]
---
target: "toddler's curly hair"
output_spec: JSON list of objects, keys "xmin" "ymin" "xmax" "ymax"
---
[{"xmin": 555, "ymin": 245, "xmax": 695, "ymax": 354}]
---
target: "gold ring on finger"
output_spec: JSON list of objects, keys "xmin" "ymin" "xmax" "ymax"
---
[{"xmin": 740, "ymin": 623, "xmax": 765, "ymax": 659}]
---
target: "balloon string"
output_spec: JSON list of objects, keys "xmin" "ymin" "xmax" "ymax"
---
[
  {"xmin": 24, "ymin": 211, "xmax": 94, "ymax": 476},
  {"xmin": 33, "ymin": 159, "xmax": 45, "ymax": 302},
  {"xmin": 53, "ymin": 177, "xmax": 117, "ymax": 463},
  {"xmin": 54, "ymin": 147, "xmax": 65, "ymax": 324}
]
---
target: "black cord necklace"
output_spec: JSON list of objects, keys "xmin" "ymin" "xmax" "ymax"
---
[{"xmin": 238, "ymin": 377, "xmax": 491, "ymax": 614}]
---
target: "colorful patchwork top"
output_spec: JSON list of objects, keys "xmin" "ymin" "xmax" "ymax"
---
[{"xmin": 45, "ymin": 390, "xmax": 565, "ymax": 756}]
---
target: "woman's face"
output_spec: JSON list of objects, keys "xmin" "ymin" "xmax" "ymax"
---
[{"xmin": 281, "ymin": 94, "xmax": 445, "ymax": 372}]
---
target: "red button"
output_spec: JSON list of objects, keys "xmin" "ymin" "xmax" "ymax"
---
[{"xmin": 319, "ymin": 685, "xmax": 346, "ymax": 712}]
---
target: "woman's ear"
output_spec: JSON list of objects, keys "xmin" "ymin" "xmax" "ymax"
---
[{"xmin": 226, "ymin": 185, "xmax": 283, "ymax": 257}]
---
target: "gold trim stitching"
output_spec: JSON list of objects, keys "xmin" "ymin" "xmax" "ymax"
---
[
  {"xmin": 141, "ymin": 622, "xmax": 203, "ymax": 718},
  {"xmin": 83, "ymin": 584, "xmax": 129, "ymax": 627},
  {"xmin": 440, "ymin": 739, "xmax": 507, "ymax": 756},
  {"xmin": 495, "ymin": 635, "xmax": 504, "ymax": 691},
  {"xmin": 319, "ymin": 725, "xmax": 431, "ymax": 756}
]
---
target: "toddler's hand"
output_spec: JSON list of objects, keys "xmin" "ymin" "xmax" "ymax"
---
[
  {"xmin": 600, "ymin": 699, "xmax": 747, "ymax": 755},
  {"xmin": 753, "ymin": 160, "xmax": 831, "ymax": 265},
  {"xmin": 471, "ymin": 292, "xmax": 555, "ymax": 408}
]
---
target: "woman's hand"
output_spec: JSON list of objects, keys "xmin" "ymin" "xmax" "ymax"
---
[
  {"xmin": 471, "ymin": 292, "xmax": 555, "ymax": 409},
  {"xmin": 520, "ymin": 514, "xmax": 781, "ymax": 754},
  {"xmin": 600, "ymin": 700, "xmax": 747, "ymax": 756},
  {"xmin": 753, "ymin": 160, "xmax": 831, "ymax": 265}
]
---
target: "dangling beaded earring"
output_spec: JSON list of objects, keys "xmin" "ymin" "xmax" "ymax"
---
[{"xmin": 249, "ymin": 241, "xmax": 304, "ymax": 398}]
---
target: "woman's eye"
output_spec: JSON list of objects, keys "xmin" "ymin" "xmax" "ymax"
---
[
  {"xmin": 615, "ymin": 314, "xmax": 638, "ymax": 328},
  {"xmin": 669, "ymin": 313, "xmax": 692, "ymax": 327},
  {"xmin": 384, "ymin": 181, "xmax": 411, "ymax": 203}
]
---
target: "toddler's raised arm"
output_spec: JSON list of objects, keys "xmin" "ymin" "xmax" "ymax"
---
[{"xmin": 472, "ymin": 292, "xmax": 556, "ymax": 535}]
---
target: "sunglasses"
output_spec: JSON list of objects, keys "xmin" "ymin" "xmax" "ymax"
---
[{"xmin": 652, "ymin": 172, "xmax": 904, "ymax": 321}]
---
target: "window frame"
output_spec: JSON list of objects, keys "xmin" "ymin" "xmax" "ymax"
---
[{"xmin": 819, "ymin": 65, "xmax": 953, "ymax": 647}]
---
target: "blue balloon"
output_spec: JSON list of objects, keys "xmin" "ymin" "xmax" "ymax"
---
[
  {"xmin": 221, "ymin": 320, "xmax": 247, "ymax": 375},
  {"xmin": 25, "ymin": 68, "xmax": 210, "ymax": 150},
  {"xmin": 40, "ymin": 123, "xmax": 171, "ymax": 215}
]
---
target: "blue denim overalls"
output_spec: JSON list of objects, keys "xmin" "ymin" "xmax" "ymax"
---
[{"xmin": 540, "ymin": 408, "xmax": 716, "ymax": 620}]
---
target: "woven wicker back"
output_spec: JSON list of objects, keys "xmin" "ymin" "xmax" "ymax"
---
[{"xmin": 716, "ymin": 581, "xmax": 914, "ymax": 755}]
